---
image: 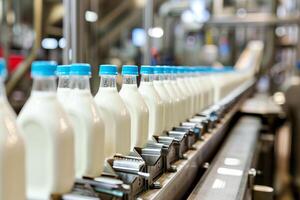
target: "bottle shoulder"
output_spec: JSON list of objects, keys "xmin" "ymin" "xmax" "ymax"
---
[
  {"xmin": 18, "ymin": 95, "xmax": 72, "ymax": 131},
  {"xmin": 0, "ymin": 105, "xmax": 24, "ymax": 146},
  {"xmin": 95, "ymin": 89, "xmax": 130, "ymax": 120},
  {"xmin": 67, "ymin": 93, "xmax": 103, "ymax": 125}
]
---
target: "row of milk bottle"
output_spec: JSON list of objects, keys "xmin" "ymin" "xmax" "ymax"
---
[{"xmin": 0, "ymin": 60, "xmax": 250, "ymax": 199}]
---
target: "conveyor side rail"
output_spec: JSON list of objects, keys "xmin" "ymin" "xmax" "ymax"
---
[{"xmin": 188, "ymin": 116, "xmax": 261, "ymax": 200}]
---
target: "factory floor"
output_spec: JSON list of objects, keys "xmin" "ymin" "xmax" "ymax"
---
[{"xmin": 276, "ymin": 124, "xmax": 293, "ymax": 200}]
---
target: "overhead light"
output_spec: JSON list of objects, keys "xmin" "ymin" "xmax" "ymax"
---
[
  {"xmin": 273, "ymin": 92, "xmax": 285, "ymax": 105},
  {"xmin": 41, "ymin": 38, "xmax": 58, "ymax": 50},
  {"xmin": 58, "ymin": 38, "xmax": 66, "ymax": 48},
  {"xmin": 132, "ymin": 28, "xmax": 146, "ymax": 47},
  {"xmin": 181, "ymin": 10, "xmax": 195, "ymax": 24},
  {"xmin": 85, "ymin": 11, "xmax": 98, "ymax": 22},
  {"xmin": 134, "ymin": 0, "xmax": 146, "ymax": 8},
  {"xmin": 148, "ymin": 27, "xmax": 164, "ymax": 38}
]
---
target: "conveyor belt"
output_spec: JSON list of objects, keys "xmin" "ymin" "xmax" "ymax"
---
[
  {"xmin": 188, "ymin": 116, "xmax": 261, "ymax": 200},
  {"xmin": 138, "ymin": 80, "xmax": 256, "ymax": 200}
]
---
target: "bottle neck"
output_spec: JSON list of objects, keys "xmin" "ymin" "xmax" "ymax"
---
[
  {"xmin": 122, "ymin": 75, "xmax": 137, "ymax": 85},
  {"xmin": 100, "ymin": 75, "xmax": 117, "ymax": 88},
  {"xmin": 179, "ymin": 73, "xmax": 186, "ymax": 79},
  {"xmin": 164, "ymin": 73, "xmax": 171, "ymax": 81},
  {"xmin": 177, "ymin": 73, "xmax": 183, "ymax": 79},
  {"xmin": 153, "ymin": 74, "xmax": 164, "ymax": 81},
  {"xmin": 70, "ymin": 75, "xmax": 90, "ymax": 90},
  {"xmin": 170, "ymin": 73, "xmax": 177, "ymax": 81},
  {"xmin": 32, "ymin": 76, "xmax": 57, "ymax": 92},
  {"xmin": 58, "ymin": 75, "xmax": 70, "ymax": 89},
  {"xmin": 141, "ymin": 74, "xmax": 153, "ymax": 82}
]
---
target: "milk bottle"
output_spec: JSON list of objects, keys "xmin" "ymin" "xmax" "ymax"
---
[
  {"xmin": 153, "ymin": 66, "xmax": 173, "ymax": 131},
  {"xmin": 210, "ymin": 68, "xmax": 227, "ymax": 103},
  {"xmin": 17, "ymin": 61, "xmax": 74, "ymax": 199},
  {"xmin": 195, "ymin": 67, "xmax": 209, "ymax": 110},
  {"xmin": 169, "ymin": 66, "xmax": 186, "ymax": 123},
  {"xmin": 187, "ymin": 67, "xmax": 201, "ymax": 114},
  {"xmin": 56, "ymin": 65, "xmax": 71, "ymax": 103},
  {"xmin": 162, "ymin": 66, "xmax": 181, "ymax": 126},
  {"xmin": 0, "ymin": 58, "xmax": 25, "ymax": 200},
  {"xmin": 184, "ymin": 67, "xmax": 199, "ymax": 115},
  {"xmin": 199, "ymin": 67, "xmax": 215, "ymax": 107},
  {"xmin": 172, "ymin": 67, "xmax": 189, "ymax": 121},
  {"xmin": 138, "ymin": 66, "xmax": 165, "ymax": 138},
  {"xmin": 119, "ymin": 65, "xmax": 149, "ymax": 148},
  {"xmin": 177, "ymin": 67, "xmax": 193, "ymax": 118},
  {"xmin": 94, "ymin": 65, "xmax": 131, "ymax": 158},
  {"xmin": 64, "ymin": 63, "xmax": 105, "ymax": 178},
  {"xmin": 190, "ymin": 67, "xmax": 203, "ymax": 112}
]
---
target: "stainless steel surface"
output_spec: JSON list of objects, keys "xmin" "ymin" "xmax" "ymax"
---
[
  {"xmin": 206, "ymin": 14, "xmax": 300, "ymax": 27},
  {"xmin": 143, "ymin": 0, "xmax": 153, "ymax": 65},
  {"xmin": 135, "ymin": 146, "xmax": 164, "ymax": 188},
  {"xmin": 63, "ymin": 0, "xmax": 89, "ymax": 63},
  {"xmin": 63, "ymin": 0, "xmax": 71, "ymax": 64},
  {"xmin": 188, "ymin": 116, "xmax": 261, "ymax": 200},
  {"xmin": 138, "ymin": 80, "xmax": 255, "ymax": 200}
]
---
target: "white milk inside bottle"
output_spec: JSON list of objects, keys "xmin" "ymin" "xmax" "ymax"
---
[
  {"xmin": 174, "ymin": 67, "xmax": 189, "ymax": 121},
  {"xmin": 195, "ymin": 67, "xmax": 209, "ymax": 110},
  {"xmin": 56, "ymin": 65, "xmax": 71, "ymax": 103},
  {"xmin": 0, "ymin": 58, "xmax": 26, "ymax": 200},
  {"xmin": 162, "ymin": 66, "xmax": 181, "ymax": 126},
  {"xmin": 201, "ymin": 67, "xmax": 215, "ymax": 107},
  {"xmin": 120, "ymin": 65, "xmax": 149, "ymax": 148},
  {"xmin": 170, "ymin": 66, "xmax": 188, "ymax": 122},
  {"xmin": 138, "ymin": 65, "xmax": 165, "ymax": 138},
  {"xmin": 177, "ymin": 67, "xmax": 193, "ymax": 119},
  {"xmin": 184, "ymin": 67, "xmax": 198, "ymax": 116},
  {"xmin": 191, "ymin": 67, "xmax": 204, "ymax": 112},
  {"xmin": 153, "ymin": 66, "xmax": 173, "ymax": 131},
  {"xmin": 210, "ymin": 68, "xmax": 227, "ymax": 103},
  {"xmin": 63, "ymin": 63, "xmax": 105, "ymax": 178},
  {"xmin": 94, "ymin": 65, "xmax": 131, "ymax": 158},
  {"xmin": 222, "ymin": 67, "xmax": 236, "ymax": 97},
  {"xmin": 187, "ymin": 67, "xmax": 201, "ymax": 115},
  {"xmin": 17, "ymin": 61, "xmax": 74, "ymax": 199}
]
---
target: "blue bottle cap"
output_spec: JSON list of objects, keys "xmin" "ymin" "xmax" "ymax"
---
[
  {"xmin": 170, "ymin": 66, "xmax": 177, "ymax": 74},
  {"xmin": 153, "ymin": 66, "xmax": 164, "ymax": 74},
  {"xmin": 31, "ymin": 61, "xmax": 57, "ymax": 77},
  {"xmin": 175, "ymin": 66, "xmax": 181, "ymax": 74},
  {"xmin": 184, "ymin": 67, "xmax": 190, "ymax": 73},
  {"xmin": 178, "ymin": 66, "xmax": 186, "ymax": 73},
  {"xmin": 122, "ymin": 65, "xmax": 138, "ymax": 75},
  {"xmin": 189, "ymin": 67, "xmax": 196, "ymax": 73},
  {"xmin": 0, "ymin": 58, "xmax": 7, "ymax": 78},
  {"xmin": 163, "ymin": 66, "xmax": 172, "ymax": 74},
  {"xmin": 70, "ymin": 63, "xmax": 91, "ymax": 76},
  {"xmin": 186, "ymin": 67, "xmax": 193, "ymax": 73},
  {"xmin": 99, "ymin": 64, "xmax": 118, "ymax": 75},
  {"xmin": 140, "ymin": 65, "xmax": 154, "ymax": 74},
  {"xmin": 56, "ymin": 65, "xmax": 70, "ymax": 76},
  {"xmin": 222, "ymin": 66, "xmax": 235, "ymax": 72},
  {"xmin": 197, "ymin": 66, "xmax": 212, "ymax": 73}
]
